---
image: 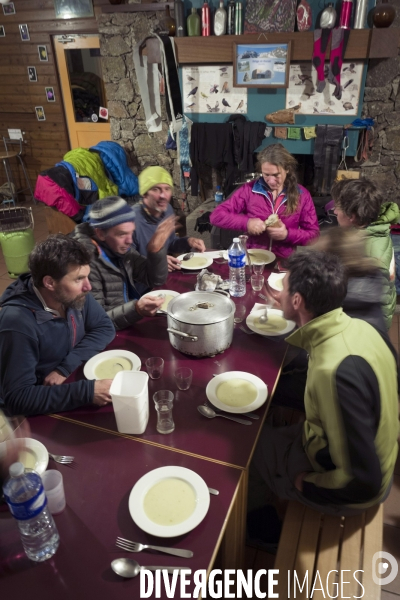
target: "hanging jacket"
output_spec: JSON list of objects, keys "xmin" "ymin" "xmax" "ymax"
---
[
  {"xmin": 90, "ymin": 141, "xmax": 139, "ymax": 196},
  {"xmin": 227, "ymin": 114, "xmax": 266, "ymax": 194},
  {"xmin": 0, "ymin": 274, "xmax": 115, "ymax": 416},
  {"xmin": 364, "ymin": 202, "xmax": 400, "ymax": 329},
  {"xmin": 190, "ymin": 123, "xmax": 235, "ymax": 197},
  {"xmin": 210, "ymin": 177, "xmax": 319, "ymax": 258},
  {"xmin": 287, "ymin": 308, "xmax": 399, "ymax": 509}
]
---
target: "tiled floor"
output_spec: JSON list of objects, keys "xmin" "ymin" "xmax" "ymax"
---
[{"xmin": 1, "ymin": 202, "xmax": 399, "ymax": 596}]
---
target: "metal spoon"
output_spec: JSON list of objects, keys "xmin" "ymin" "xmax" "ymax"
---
[
  {"xmin": 111, "ymin": 558, "xmax": 190, "ymax": 579},
  {"xmin": 182, "ymin": 252, "xmax": 194, "ymax": 261},
  {"xmin": 197, "ymin": 405, "xmax": 252, "ymax": 425},
  {"xmin": 259, "ymin": 307, "xmax": 268, "ymax": 324}
]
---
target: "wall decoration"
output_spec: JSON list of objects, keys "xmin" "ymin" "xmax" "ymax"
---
[
  {"xmin": 35, "ymin": 106, "xmax": 46, "ymax": 121},
  {"xmin": 28, "ymin": 66, "xmax": 37, "ymax": 82},
  {"xmin": 233, "ymin": 43, "xmax": 290, "ymax": 89},
  {"xmin": 2, "ymin": 2, "xmax": 15, "ymax": 15},
  {"xmin": 244, "ymin": 0, "xmax": 296, "ymax": 33},
  {"xmin": 38, "ymin": 45, "xmax": 48, "ymax": 61},
  {"xmin": 19, "ymin": 24, "xmax": 29, "ymax": 41},
  {"xmin": 53, "ymin": 0, "xmax": 94, "ymax": 19},
  {"xmin": 0, "ymin": 25, "xmax": 4, "ymax": 37},
  {"xmin": 45, "ymin": 87, "xmax": 55, "ymax": 102},
  {"xmin": 286, "ymin": 62, "xmax": 363, "ymax": 116},
  {"xmin": 182, "ymin": 65, "xmax": 247, "ymax": 114}
]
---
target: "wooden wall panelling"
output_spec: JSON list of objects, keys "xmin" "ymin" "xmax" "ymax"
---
[{"xmin": 0, "ymin": 0, "xmax": 107, "ymax": 194}]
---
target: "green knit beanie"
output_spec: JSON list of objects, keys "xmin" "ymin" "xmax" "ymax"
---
[{"xmin": 139, "ymin": 166, "xmax": 173, "ymax": 196}]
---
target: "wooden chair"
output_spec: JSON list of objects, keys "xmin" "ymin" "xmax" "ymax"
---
[
  {"xmin": 275, "ymin": 500, "xmax": 383, "ymax": 599},
  {"xmin": 44, "ymin": 206, "xmax": 76, "ymax": 235}
]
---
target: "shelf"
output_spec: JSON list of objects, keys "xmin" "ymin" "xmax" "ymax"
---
[
  {"xmin": 100, "ymin": 2, "xmax": 400, "ymax": 64},
  {"xmin": 174, "ymin": 29, "xmax": 400, "ymax": 63}
]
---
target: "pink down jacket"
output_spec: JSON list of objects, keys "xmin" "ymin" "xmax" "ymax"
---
[{"xmin": 210, "ymin": 180, "xmax": 320, "ymax": 258}]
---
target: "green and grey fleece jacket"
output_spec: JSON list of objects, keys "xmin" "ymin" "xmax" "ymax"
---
[{"xmin": 287, "ymin": 308, "xmax": 399, "ymax": 509}]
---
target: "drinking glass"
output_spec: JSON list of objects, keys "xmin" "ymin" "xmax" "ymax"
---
[
  {"xmin": 153, "ymin": 390, "xmax": 175, "ymax": 434},
  {"xmin": 250, "ymin": 274, "xmax": 264, "ymax": 292},
  {"xmin": 234, "ymin": 304, "xmax": 246, "ymax": 323},
  {"xmin": 253, "ymin": 263, "xmax": 265, "ymax": 275},
  {"xmin": 145, "ymin": 357, "xmax": 164, "ymax": 380},
  {"xmin": 174, "ymin": 367, "xmax": 193, "ymax": 391}
]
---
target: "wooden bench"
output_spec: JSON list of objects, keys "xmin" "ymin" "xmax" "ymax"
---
[{"xmin": 275, "ymin": 500, "xmax": 383, "ymax": 599}]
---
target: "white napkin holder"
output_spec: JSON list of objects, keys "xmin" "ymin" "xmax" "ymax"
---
[{"xmin": 110, "ymin": 371, "xmax": 149, "ymax": 434}]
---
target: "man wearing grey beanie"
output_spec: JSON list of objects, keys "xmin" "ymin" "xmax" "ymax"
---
[{"xmin": 71, "ymin": 196, "xmax": 175, "ymax": 330}]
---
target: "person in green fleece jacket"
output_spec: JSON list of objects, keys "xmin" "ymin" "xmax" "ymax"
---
[
  {"xmin": 251, "ymin": 251, "xmax": 398, "ymax": 516},
  {"xmin": 332, "ymin": 178, "xmax": 399, "ymax": 329}
]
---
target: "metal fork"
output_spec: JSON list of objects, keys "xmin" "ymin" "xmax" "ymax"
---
[
  {"xmin": 116, "ymin": 537, "xmax": 193, "ymax": 558},
  {"xmin": 48, "ymin": 452, "xmax": 74, "ymax": 464}
]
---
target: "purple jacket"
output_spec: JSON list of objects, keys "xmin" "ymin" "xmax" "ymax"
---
[{"xmin": 210, "ymin": 179, "xmax": 319, "ymax": 258}]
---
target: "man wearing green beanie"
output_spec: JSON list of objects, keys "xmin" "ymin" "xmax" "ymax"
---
[{"xmin": 133, "ymin": 166, "xmax": 205, "ymax": 272}]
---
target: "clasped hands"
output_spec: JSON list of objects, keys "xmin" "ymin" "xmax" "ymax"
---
[{"xmin": 247, "ymin": 218, "xmax": 288, "ymax": 241}]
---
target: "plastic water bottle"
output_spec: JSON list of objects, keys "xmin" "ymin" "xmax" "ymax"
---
[
  {"xmin": 3, "ymin": 462, "xmax": 60, "ymax": 562},
  {"xmin": 228, "ymin": 237, "xmax": 246, "ymax": 297},
  {"xmin": 215, "ymin": 185, "xmax": 224, "ymax": 206}
]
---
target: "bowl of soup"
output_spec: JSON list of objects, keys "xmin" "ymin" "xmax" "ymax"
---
[
  {"xmin": 83, "ymin": 349, "xmax": 141, "ymax": 380},
  {"xmin": 129, "ymin": 466, "xmax": 210, "ymax": 537},
  {"xmin": 206, "ymin": 371, "xmax": 268, "ymax": 414}
]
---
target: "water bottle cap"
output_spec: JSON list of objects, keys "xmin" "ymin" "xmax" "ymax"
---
[
  {"xmin": 9, "ymin": 462, "xmax": 24, "ymax": 477},
  {"xmin": 233, "ymin": 237, "xmax": 239, "ymax": 242},
  {"xmin": 216, "ymin": 185, "xmax": 221, "ymax": 190}
]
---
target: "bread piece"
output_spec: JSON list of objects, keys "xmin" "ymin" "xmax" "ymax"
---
[{"xmin": 264, "ymin": 214, "xmax": 282, "ymax": 228}]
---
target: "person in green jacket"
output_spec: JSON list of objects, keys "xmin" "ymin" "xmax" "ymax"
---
[
  {"xmin": 250, "ymin": 251, "xmax": 398, "ymax": 516},
  {"xmin": 332, "ymin": 178, "xmax": 399, "ymax": 328}
]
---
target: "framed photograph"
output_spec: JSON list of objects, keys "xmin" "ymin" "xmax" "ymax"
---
[
  {"xmin": 28, "ymin": 66, "xmax": 37, "ymax": 82},
  {"xmin": 35, "ymin": 106, "xmax": 46, "ymax": 121},
  {"xmin": 0, "ymin": 25, "xmax": 4, "ymax": 37},
  {"xmin": 233, "ymin": 42, "xmax": 291, "ymax": 89},
  {"xmin": 38, "ymin": 45, "xmax": 48, "ymax": 62},
  {"xmin": 19, "ymin": 24, "xmax": 29, "ymax": 41},
  {"xmin": 45, "ymin": 87, "xmax": 55, "ymax": 102},
  {"xmin": 53, "ymin": 0, "xmax": 94, "ymax": 19},
  {"xmin": 2, "ymin": 2, "xmax": 16, "ymax": 15}
]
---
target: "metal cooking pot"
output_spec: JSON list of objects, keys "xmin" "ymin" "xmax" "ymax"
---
[{"xmin": 166, "ymin": 291, "xmax": 235, "ymax": 357}]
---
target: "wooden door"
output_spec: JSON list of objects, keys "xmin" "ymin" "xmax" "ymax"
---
[{"xmin": 54, "ymin": 34, "xmax": 111, "ymax": 149}]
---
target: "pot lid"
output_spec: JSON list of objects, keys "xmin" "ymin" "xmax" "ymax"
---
[{"xmin": 168, "ymin": 291, "xmax": 234, "ymax": 325}]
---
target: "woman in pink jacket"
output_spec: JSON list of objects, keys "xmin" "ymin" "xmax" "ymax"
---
[{"xmin": 210, "ymin": 144, "xmax": 319, "ymax": 259}]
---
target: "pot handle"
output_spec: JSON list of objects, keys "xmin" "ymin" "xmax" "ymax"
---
[
  {"xmin": 167, "ymin": 328, "xmax": 198, "ymax": 342},
  {"xmin": 213, "ymin": 288, "xmax": 230, "ymax": 297}
]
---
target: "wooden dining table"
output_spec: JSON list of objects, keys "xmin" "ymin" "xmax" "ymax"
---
[{"xmin": 0, "ymin": 257, "xmax": 289, "ymax": 596}]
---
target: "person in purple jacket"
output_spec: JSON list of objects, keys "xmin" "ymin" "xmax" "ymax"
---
[{"xmin": 210, "ymin": 144, "xmax": 319, "ymax": 258}]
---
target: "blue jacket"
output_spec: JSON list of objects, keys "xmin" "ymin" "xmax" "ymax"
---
[
  {"xmin": 0, "ymin": 274, "xmax": 115, "ymax": 416},
  {"xmin": 90, "ymin": 141, "xmax": 139, "ymax": 196}
]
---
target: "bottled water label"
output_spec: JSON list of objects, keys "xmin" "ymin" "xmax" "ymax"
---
[
  {"xmin": 5, "ymin": 486, "xmax": 47, "ymax": 520},
  {"xmin": 215, "ymin": 192, "xmax": 224, "ymax": 203},
  {"xmin": 228, "ymin": 253, "xmax": 245, "ymax": 268}
]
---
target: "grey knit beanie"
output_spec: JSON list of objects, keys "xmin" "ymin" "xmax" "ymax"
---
[{"xmin": 88, "ymin": 196, "xmax": 136, "ymax": 229}]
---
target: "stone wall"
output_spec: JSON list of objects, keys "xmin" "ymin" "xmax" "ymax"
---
[
  {"xmin": 98, "ymin": 7, "xmax": 203, "ymax": 213},
  {"xmin": 98, "ymin": 4, "xmax": 400, "ymax": 210},
  {"xmin": 359, "ymin": 2, "xmax": 400, "ymax": 202},
  {"xmin": 361, "ymin": 52, "xmax": 400, "ymax": 200}
]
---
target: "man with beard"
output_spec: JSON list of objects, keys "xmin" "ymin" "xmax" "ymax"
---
[
  {"xmin": 0, "ymin": 235, "xmax": 115, "ymax": 416},
  {"xmin": 132, "ymin": 166, "xmax": 205, "ymax": 272}
]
